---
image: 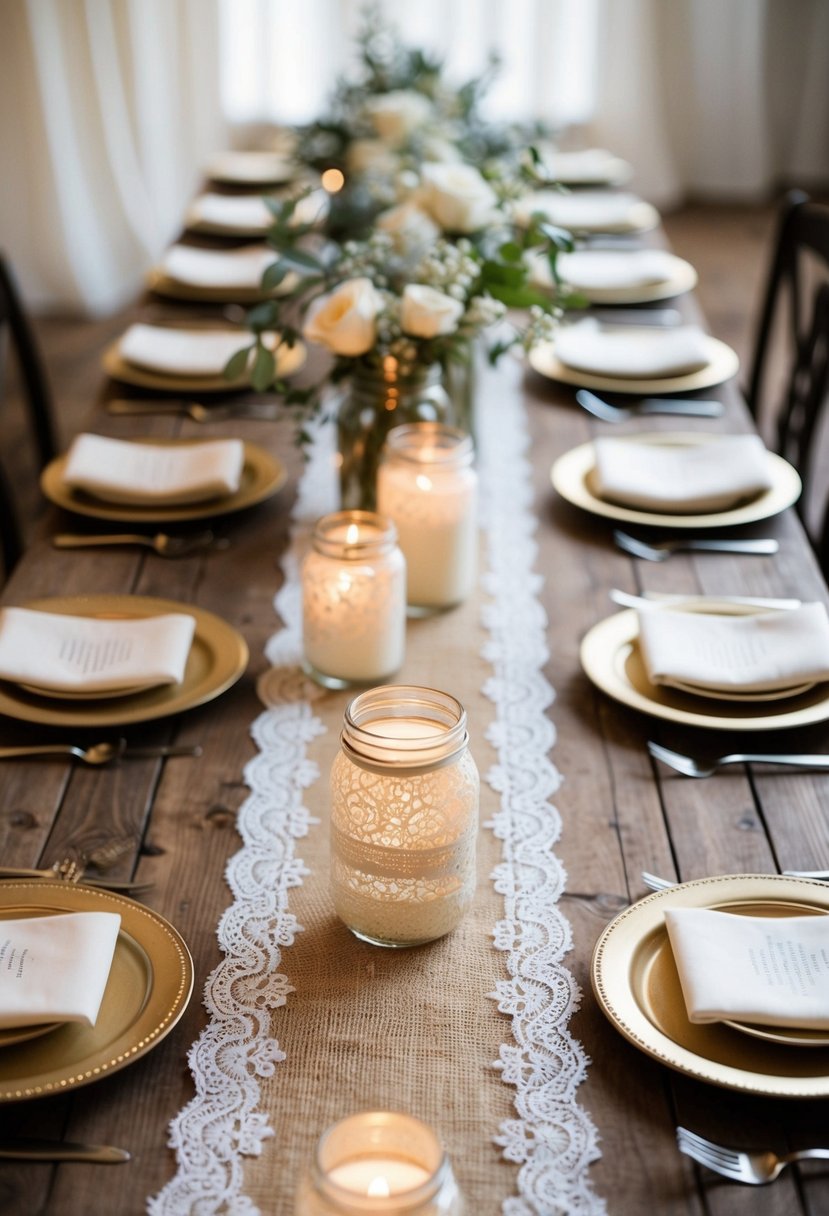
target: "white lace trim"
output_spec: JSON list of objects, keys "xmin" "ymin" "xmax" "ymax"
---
[
  {"xmin": 478, "ymin": 381, "xmax": 606, "ymax": 1216},
  {"xmin": 150, "ymin": 387, "xmax": 605, "ymax": 1214}
]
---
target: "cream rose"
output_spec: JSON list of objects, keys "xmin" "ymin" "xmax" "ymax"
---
[
  {"xmin": 400, "ymin": 284, "xmax": 465, "ymax": 339},
  {"xmin": 376, "ymin": 202, "xmax": 440, "ymax": 258},
  {"xmin": 302, "ymin": 278, "xmax": 381, "ymax": 357},
  {"xmin": 363, "ymin": 90, "xmax": 432, "ymax": 146},
  {"xmin": 418, "ymin": 163, "xmax": 497, "ymax": 234}
]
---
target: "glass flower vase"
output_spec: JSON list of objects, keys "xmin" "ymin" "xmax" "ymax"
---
[{"xmin": 336, "ymin": 360, "xmax": 451, "ymax": 510}]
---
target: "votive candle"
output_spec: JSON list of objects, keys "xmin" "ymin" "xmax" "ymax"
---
[
  {"xmin": 302, "ymin": 511, "xmax": 406, "ymax": 689},
  {"xmin": 377, "ymin": 424, "xmax": 477, "ymax": 614}
]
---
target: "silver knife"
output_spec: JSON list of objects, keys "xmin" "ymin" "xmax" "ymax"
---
[{"xmin": 0, "ymin": 1139, "xmax": 130, "ymax": 1163}]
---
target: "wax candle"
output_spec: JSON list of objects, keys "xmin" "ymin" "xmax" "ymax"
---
[
  {"xmin": 295, "ymin": 1110, "xmax": 464, "ymax": 1214},
  {"xmin": 377, "ymin": 424, "xmax": 477, "ymax": 614},
  {"xmin": 330, "ymin": 686, "xmax": 479, "ymax": 948},
  {"xmin": 301, "ymin": 511, "xmax": 406, "ymax": 688}
]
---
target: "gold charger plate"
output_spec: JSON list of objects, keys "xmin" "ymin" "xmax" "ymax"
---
[
  {"xmin": 41, "ymin": 439, "xmax": 287, "ymax": 524},
  {"xmin": 102, "ymin": 337, "xmax": 306, "ymax": 393},
  {"xmin": 551, "ymin": 433, "xmax": 801, "ymax": 529},
  {"xmin": 206, "ymin": 151, "xmax": 299, "ymax": 186},
  {"xmin": 529, "ymin": 333, "xmax": 739, "ymax": 395},
  {"xmin": 532, "ymin": 253, "xmax": 697, "ymax": 304},
  {"xmin": 146, "ymin": 266, "xmax": 298, "ymax": 306},
  {"xmin": 0, "ymin": 881, "xmax": 193, "ymax": 1102},
  {"xmin": 591, "ymin": 874, "xmax": 829, "ymax": 1095},
  {"xmin": 580, "ymin": 603, "xmax": 829, "ymax": 731},
  {"xmin": 518, "ymin": 198, "xmax": 660, "ymax": 235},
  {"xmin": 0, "ymin": 595, "xmax": 248, "ymax": 728}
]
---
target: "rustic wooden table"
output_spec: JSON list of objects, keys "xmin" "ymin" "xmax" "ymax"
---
[{"xmin": 1, "ymin": 289, "xmax": 828, "ymax": 1216}]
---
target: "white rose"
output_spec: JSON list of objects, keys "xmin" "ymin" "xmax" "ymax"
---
[
  {"xmin": 346, "ymin": 139, "xmax": 400, "ymax": 177},
  {"xmin": 420, "ymin": 135, "xmax": 463, "ymax": 164},
  {"xmin": 418, "ymin": 163, "xmax": 497, "ymax": 234},
  {"xmin": 363, "ymin": 90, "xmax": 432, "ymax": 146},
  {"xmin": 400, "ymin": 284, "xmax": 465, "ymax": 339},
  {"xmin": 376, "ymin": 202, "xmax": 440, "ymax": 258},
  {"xmin": 302, "ymin": 278, "xmax": 381, "ymax": 357}
]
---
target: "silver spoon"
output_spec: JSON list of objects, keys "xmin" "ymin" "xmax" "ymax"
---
[
  {"xmin": 53, "ymin": 531, "xmax": 223, "ymax": 557},
  {"xmin": 0, "ymin": 741, "xmax": 202, "ymax": 764},
  {"xmin": 106, "ymin": 398, "xmax": 281, "ymax": 422},
  {"xmin": 613, "ymin": 529, "xmax": 779, "ymax": 561},
  {"xmin": 0, "ymin": 1139, "xmax": 130, "ymax": 1164},
  {"xmin": 576, "ymin": 388, "xmax": 724, "ymax": 421}
]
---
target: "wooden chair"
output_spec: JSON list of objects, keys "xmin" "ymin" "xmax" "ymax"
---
[
  {"xmin": 745, "ymin": 191, "xmax": 829, "ymax": 572},
  {"xmin": 0, "ymin": 253, "xmax": 59, "ymax": 575}
]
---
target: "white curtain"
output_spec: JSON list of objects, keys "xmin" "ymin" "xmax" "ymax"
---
[
  {"xmin": 589, "ymin": 0, "xmax": 829, "ymax": 207},
  {"xmin": 0, "ymin": 0, "xmax": 227, "ymax": 315}
]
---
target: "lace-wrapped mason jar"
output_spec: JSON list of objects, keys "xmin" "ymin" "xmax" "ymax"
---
[
  {"xmin": 302, "ymin": 511, "xmax": 406, "ymax": 689},
  {"xmin": 336, "ymin": 359, "xmax": 452, "ymax": 511},
  {"xmin": 376, "ymin": 423, "xmax": 477, "ymax": 614},
  {"xmin": 295, "ymin": 1111, "xmax": 464, "ymax": 1215},
  {"xmin": 330, "ymin": 686, "xmax": 478, "ymax": 948}
]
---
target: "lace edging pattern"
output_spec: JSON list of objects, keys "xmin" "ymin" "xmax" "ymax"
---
[{"xmin": 478, "ymin": 379, "xmax": 606, "ymax": 1216}]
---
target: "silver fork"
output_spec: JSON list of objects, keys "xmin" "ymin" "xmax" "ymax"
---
[
  {"xmin": 647, "ymin": 740, "xmax": 829, "ymax": 778},
  {"xmin": 613, "ymin": 530, "xmax": 779, "ymax": 561},
  {"xmin": 575, "ymin": 388, "xmax": 724, "ymax": 421},
  {"xmin": 676, "ymin": 1126, "xmax": 829, "ymax": 1185},
  {"xmin": 642, "ymin": 868, "xmax": 829, "ymax": 888},
  {"xmin": 106, "ymin": 398, "xmax": 281, "ymax": 422},
  {"xmin": 53, "ymin": 530, "xmax": 223, "ymax": 557}
]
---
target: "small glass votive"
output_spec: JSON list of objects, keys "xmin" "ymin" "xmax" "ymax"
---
[
  {"xmin": 295, "ymin": 1111, "xmax": 464, "ymax": 1215},
  {"xmin": 376, "ymin": 423, "xmax": 477, "ymax": 615},
  {"xmin": 330, "ymin": 685, "xmax": 479, "ymax": 948},
  {"xmin": 302, "ymin": 510, "xmax": 406, "ymax": 689}
]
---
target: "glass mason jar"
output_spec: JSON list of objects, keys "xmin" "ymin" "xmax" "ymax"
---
[
  {"xmin": 301, "ymin": 511, "xmax": 406, "ymax": 689},
  {"xmin": 295, "ymin": 1111, "xmax": 464, "ymax": 1215},
  {"xmin": 442, "ymin": 336, "xmax": 478, "ymax": 447},
  {"xmin": 336, "ymin": 359, "xmax": 452, "ymax": 511},
  {"xmin": 377, "ymin": 423, "xmax": 477, "ymax": 615},
  {"xmin": 330, "ymin": 685, "xmax": 479, "ymax": 948}
]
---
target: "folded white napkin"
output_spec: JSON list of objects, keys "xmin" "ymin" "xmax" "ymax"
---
[
  {"xmin": 555, "ymin": 319, "xmax": 710, "ymax": 377},
  {"xmin": 517, "ymin": 190, "xmax": 651, "ymax": 231},
  {"xmin": 666, "ymin": 906, "xmax": 829, "ymax": 1029},
  {"xmin": 0, "ymin": 912, "xmax": 121, "ymax": 1028},
  {"xmin": 119, "ymin": 324, "xmax": 266, "ymax": 377},
  {"xmin": 638, "ymin": 601, "xmax": 829, "ymax": 694},
  {"xmin": 188, "ymin": 190, "xmax": 329, "ymax": 233},
  {"xmin": 207, "ymin": 150, "xmax": 296, "ymax": 183},
  {"xmin": 540, "ymin": 148, "xmax": 630, "ymax": 184},
  {"xmin": 160, "ymin": 244, "xmax": 275, "ymax": 290},
  {"xmin": 593, "ymin": 435, "xmax": 771, "ymax": 512},
  {"xmin": 0, "ymin": 607, "xmax": 196, "ymax": 693},
  {"xmin": 62, "ymin": 434, "xmax": 245, "ymax": 506},
  {"xmin": 557, "ymin": 250, "xmax": 680, "ymax": 291}
]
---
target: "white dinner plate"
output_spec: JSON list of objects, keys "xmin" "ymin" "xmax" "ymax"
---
[
  {"xmin": 550, "ymin": 433, "xmax": 801, "ymax": 529},
  {"xmin": 531, "ymin": 252, "xmax": 698, "ymax": 304},
  {"xmin": 579, "ymin": 604, "xmax": 829, "ymax": 731},
  {"xmin": 529, "ymin": 333, "xmax": 739, "ymax": 395},
  {"xmin": 592, "ymin": 874, "xmax": 829, "ymax": 1094}
]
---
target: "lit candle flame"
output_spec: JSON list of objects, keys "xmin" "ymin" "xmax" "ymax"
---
[
  {"xmin": 346, "ymin": 523, "xmax": 360, "ymax": 544},
  {"xmin": 321, "ymin": 167, "xmax": 345, "ymax": 192},
  {"xmin": 415, "ymin": 474, "xmax": 433, "ymax": 492},
  {"xmin": 367, "ymin": 1176, "xmax": 391, "ymax": 1197}
]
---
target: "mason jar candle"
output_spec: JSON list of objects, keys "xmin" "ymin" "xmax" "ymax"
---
[
  {"xmin": 330, "ymin": 685, "xmax": 478, "ymax": 948},
  {"xmin": 302, "ymin": 511, "xmax": 406, "ymax": 689},
  {"xmin": 295, "ymin": 1111, "xmax": 464, "ymax": 1214},
  {"xmin": 376, "ymin": 423, "xmax": 477, "ymax": 615}
]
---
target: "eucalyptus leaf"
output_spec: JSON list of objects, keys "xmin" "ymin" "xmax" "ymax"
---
[
  {"xmin": 247, "ymin": 301, "xmax": 279, "ymax": 332},
  {"xmin": 498, "ymin": 241, "xmax": 524, "ymax": 263},
  {"xmin": 261, "ymin": 261, "xmax": 290, "ymax": 291},
  {"xmin": 224, "ymin": 346, "xmax": 253, "ymax": 382},
  {"xmin": 487, "ymin": 284, "xmax": 553, "ymax": 310},
  {"xmin": 251, "ymin": 344, "xmax": 277, "ymax": 392},
  {"xmin": 279, "ymin": 247, "xmax": 325, "ymax": 272}
]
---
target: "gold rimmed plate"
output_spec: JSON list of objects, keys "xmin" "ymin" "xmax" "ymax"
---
[
  {"xmin": 580, "ymin": 604, "xmax": 829, "ymax": 731},
  {"xmin": 0, "ymin": 595, "xmax": 248, "ymax": 727},
  {"xmin": 146, "ymin": 266, "xmax": 298, "ymax": 306},
  {"xmin": 591, "ymin": 874, "xmax": 829, "ymax": 1095},
  {"xmin": 41, "ymin": 439, "xmax": 287, "ymax": 524},
  {"xmin": 0, "ymin": 882, "xmax": 193, "ymax": 1102},
  {"xmin": 530, "ymin": 334, "xmax": 739, "ymax": 395},
  {"xmin": 102, "ymin": 337, "xmax": 306, "ymax": 393},
  {"xmin": 531, "ymin": 253, "xmax": 697, "ymax": 305},
  {"xmin": 551, "ymin": 433, "xmax": 801, "ymax": 529}
]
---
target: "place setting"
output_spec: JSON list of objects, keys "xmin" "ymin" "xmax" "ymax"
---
[
  {"xmin": 530, "ymin": 247, "xmax": 698, "ymax": 304},
  {"xmin": 0, "ymin": 595, "xmax": 248, "ymax": 728},
  {"xmin": 41, "ymin": 431, "xmax": 287, "ymax": 524},
  {"xmin": 101, "ymin": 320, "xmax": 306, "ymax": 393},
  {"xmin": 532, "ymin": 146, "xmax": 634, "ymax": 188},
  {"xmin": 0, "ymin": 879, "xmax": 193, "ymax": 1104},
  {"xmin": 204, "ymin": 148, "xmax": 301, "ymax": 187},
  {"xmin": 184, "ymin": 185, "xmax": 330, "ymax": 238},
  {"xmin": 591, "ymin": 872, "xmax": 829, "ymax": 1097},
  {"xmin": 513, "ymin": 188, "xmax": 660, "ymax": 235},
  {"xmin": 147, "ymin": 242, "xmax": 299, "ymax": 305}
]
